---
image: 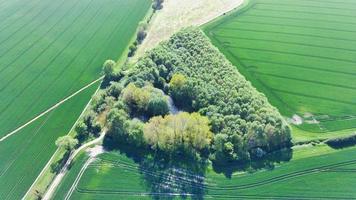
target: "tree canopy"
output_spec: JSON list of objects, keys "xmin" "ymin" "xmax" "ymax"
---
[
  {"xmin": 55, "ymin": 136, "xmax": 78, "ymax": 151},
  {"xmin": 90, "ymin": 27, "xmax": 291, "ymax": 164},
  {"xmin": 102, "ymin": 60, "xmax": 116, "ymax": 77},
  {"xmin": 144, "ymin": 112, "xmax": 212, "ymax": 157},
  {"xmin": 127, "ymin": 28, "xmax": 291, "ymax": 163}
]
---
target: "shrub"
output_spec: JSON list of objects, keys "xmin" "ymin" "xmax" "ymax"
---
[
  {"xmin": 147, "ymin": 95, "xmax": 169, "ymax": 117},
  {"xmin": 55, "ymin": 136, "xmax": 78, "ymax": 151},
  {"xmin": 137, "ymin": 24, "xmax": 147, "ymax": 43},
  {"xmin": 152, "ymin": 0, "xmax": 164, "ymax": 10},
  {"xmin": 103, "ymin": 60, "xmax": 116, "ymax": 77},
  {"xmin": 325, "ymin": 134, "xmax": 356, "ymax": 149},
  {"xmin": 128, "ymin": 44, "xmax": 138, "ymax": 57}
]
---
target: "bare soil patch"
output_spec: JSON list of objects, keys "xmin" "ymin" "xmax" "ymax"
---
[{"xmin": 135, "ymin": 0, "xmax": 244, "ymax": 57}]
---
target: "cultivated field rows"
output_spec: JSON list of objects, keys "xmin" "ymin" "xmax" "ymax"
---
[
  {"xmin": 205, "ymin": 0, "xmax": 356, "ymax": 132},
  {"xmin": 0, "ymin": 0, "xmax": 151, "ymax": 199},
  {"xmin": 0, "ymin": 0, "xmax": 150, "ymax": 137},
  {"xmin": 53, "ymin": 147, "xmax": 356, "ymax": 200}
]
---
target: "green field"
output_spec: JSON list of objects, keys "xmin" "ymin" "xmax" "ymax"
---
[
  {"xmin": 0, "ymin": 0, "xmax": 151, "ymax": 199},
  {"xmin": 0, "ymin": 82, "xmax": 98, "ymax": 200},
  {"xmin": 0, "ymin": 0, "xmax": 150, "ymax": 137},
  {"xmin": 203, "ymin": 0, "xmax": 356, "ymax": 133},
  {"xmin": 53, "ymin": 146, "xmax": 356, "ymax": 199}
]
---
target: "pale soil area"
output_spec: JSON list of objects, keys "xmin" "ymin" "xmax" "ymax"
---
[
  {"xmin": 42, "ymin": 134, "xmax": 106, "ymax": 200},
  {"xmin": 135, "ymin": 0, "xmax": 244, "ymax": 58}
]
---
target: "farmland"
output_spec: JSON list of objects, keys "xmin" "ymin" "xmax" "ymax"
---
[
  {"xmin": 0, "ymin": 0, "xmax": 151, "ymax": 137},
  {"xmin": 0, "ymin": 82, "xmax": 98, "ymax": 200},
  {"xmin": 2, "ymin": 0, "xmax": 356, "ymax": 199},
  {"xmin": 0, "ymin": 0, "xmax": 151, "ymax": 199},
  {"xmin": 51, "ymin": 25, "xmax": 356, "ymax": 200},
  {"xmin": 204, "ymin": 0, "xmax": 356, "ymax": 134},
  {"xmin": 52, "ymin": 146, "xmax": 356, "ymax": 199}
]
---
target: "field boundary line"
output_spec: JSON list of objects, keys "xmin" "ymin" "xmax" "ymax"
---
[
  {"xmin": 21, "ymin": 84, "xmax": 100, "ymax": 200},
  {"xmin": 0, "ymin": 76, "xmax": 104, "ymax": 143},
  {"xmin": 11, "ymin": 2, "xmax": 107, "ymax": 125},
  {"xmin": 64, "ymin": 157, "xmax": 95, "ymax": 200},
  {"xmin": 43, "ymin": 131, "xmax": 106, "ymax": 200},
  {"xmin": 198, "ymin": 0, "xmax": 244, "ymax": 27}
]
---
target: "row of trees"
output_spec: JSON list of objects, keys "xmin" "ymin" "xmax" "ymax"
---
[{"xmin": 128, "ymin": 23, "xmax": 148, "ymax": 57}]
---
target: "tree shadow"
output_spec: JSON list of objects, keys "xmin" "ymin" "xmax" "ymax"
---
[
  {"xmin": 103, "ymin": 135, "xmax": 208, "ymax": 199},
  {"xmin": 325, "ymin": 135, "xmax": 356, "ymax": 149},
  {"xmin": 139, "ymin": 154, "xmax": 208, "ymax": 200},
  {"xmin": 103, "ymin": 135, "xmax": 147, "ymax": 163},
  {"xmin": 104, "ymin": 134, "xmax": 294, "ymax": 198},
  {"xmin": 212, "ymin": 148, "xmax": 293, "ymax": 178}
]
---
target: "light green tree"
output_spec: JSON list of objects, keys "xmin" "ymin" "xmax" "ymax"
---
[
  {"xmin": 102, "ymin": 60, "xmax": 116, "ymax": 77},
  {"xmin": 144, "ymin": 112, "xmax": 212, "ymax": 156},
  {"xmin": 55, "ymin": 136, "xmax": 78, "ymax": 151}
]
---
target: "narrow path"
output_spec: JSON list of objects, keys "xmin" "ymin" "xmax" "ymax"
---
[
  {"xmin": 42, "ymin": 131, "xmax": 106, "ymax": 200},
  {"xmin": 0, "ymin": 76, "xmax": 104, "ymax": 142},
  {"xmin": 64, "ymin": 157, "xmax": 95, "ymax": 200},
  {"xmin": 21, "ymin": 87, "xmax": 99, "ymax": 200}
]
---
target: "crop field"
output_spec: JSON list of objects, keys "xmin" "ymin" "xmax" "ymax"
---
[
  {"xmin": 0, "ymin": 0, "xmax": 151, "ymax": 199},
  {"xmin": 53, "ymin": 147, "xmax": 356, "ymax": 199},
  {"xmin": 203, "ymin": 0, "xmax": 356, "ymax": 133},
  {"xmin": 0, "ymin": 82, "xmax": 98, "ymax": 200},
  {"xmin": 0, "ymin": 0, "xmax": 151, "ymax": 137}
]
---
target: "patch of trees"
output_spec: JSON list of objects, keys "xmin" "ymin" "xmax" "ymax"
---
[
  {"xmin": 325, "ymin": 134, "xmax": 356, "ymax": 149},
  {"xmin": 122, "ymin": 83, "xmax": 169, "ymax": 117},
  {"xmin": 74, "ymin": 111, "xmax": 102, "ymax": 143},
  {"xmin": 123, "ymin": 28, "xmax": 291, "ymax": 164},
  {"xmin": 92, "ymin": 27, "xmax": 291, "ymax": 166},
  {"xmin": 144, "ymin": 112, "xmax": 212, "ymax": 158}
]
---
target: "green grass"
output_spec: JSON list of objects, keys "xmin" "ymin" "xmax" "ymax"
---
[
  {"xmin": 52, "ymin": 152, "xmax": 90, "ymax": 200},
  {"xmin": 54, "ymin": 146, "xmax": 356, "ymax": 199},
  {"xmin": 0, "ymin": 0, "xmax": 151, "ymax": 199},
  {"xmin": 0, "ymin": 0, "xmax": 151, "ymax": 137},
  {"xmin": 203, "ymin": 0, "xmax": 356, "ymax": 134},
  {"xmin": 0, "ymin": 82, "xmax": 98, "ymax": 200}
]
